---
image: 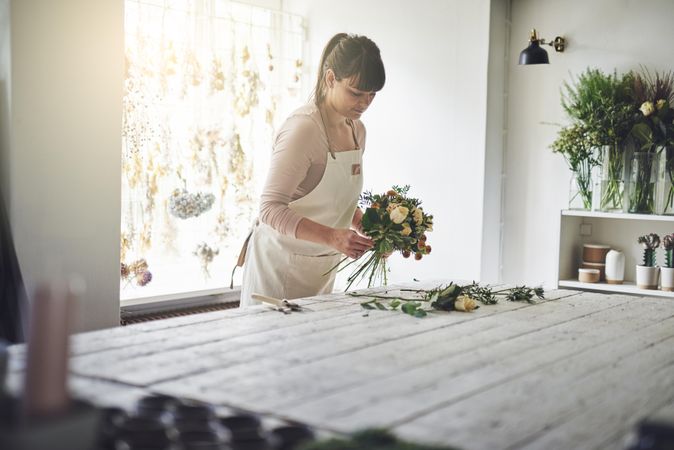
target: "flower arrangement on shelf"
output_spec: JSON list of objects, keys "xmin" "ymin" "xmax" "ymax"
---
[
  {"xmin": 636, "ymin": 233, "xmax": 660, "ymax": 290},
  {"xmin": 328, "ymin": 185, "xmax": 433, "ymax": 290},
  {"xmin": 630, "ymin": 70, "xmax": 674, "ymax": 215},
  {"xmin": 560, "ymin": 68, "xmax": 635, "ymax": 212},
  {"xmin": 551, "ymin": 124, "xmax": 600, "ymax": 210}
]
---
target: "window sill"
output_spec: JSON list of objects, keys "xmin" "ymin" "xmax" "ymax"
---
[{"xmin": 120, "ymin": 286, "xmax": 241, "ymax": 317}]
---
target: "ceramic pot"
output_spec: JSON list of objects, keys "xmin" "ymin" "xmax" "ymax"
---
[
  {"xmin": 581, "ymin": 261, "xmax": 606, "ymax": 281},
  {"xmin": 582, "ymin": 244, "xmax": 611, "ymax": 263},
  {"xmin": 578, "ymin": 268, "xmax": 600, "ymax": 283},
  {"xmin": 661, "ymin": 266, "xmax": 674, "ymax": 291},
  {"xmin": 636, "ymin": 265, "xmax": 660, "ymax": 290},
  {"xmin": 605, "ymin": 250, "xmax": 625, "ymax": 284}
]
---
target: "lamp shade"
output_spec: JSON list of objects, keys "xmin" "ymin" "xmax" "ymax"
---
[{"xmin": 518, "ymin": 40, "xmax": 549, "ymax": 65}]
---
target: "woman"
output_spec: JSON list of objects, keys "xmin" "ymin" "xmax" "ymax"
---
[{"xmin": 239, "ymin": 33, "xmax": 385, "ymax": 306}]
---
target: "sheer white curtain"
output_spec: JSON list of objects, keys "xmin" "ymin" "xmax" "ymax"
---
[{"xmin": 121, "ymin": 0, "xmax": 306, "ymax": 300}]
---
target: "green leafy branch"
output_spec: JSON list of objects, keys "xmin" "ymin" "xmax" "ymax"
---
[{"xmin": 350, "ymin": 282, "xmax": 545, "ymax": 318}]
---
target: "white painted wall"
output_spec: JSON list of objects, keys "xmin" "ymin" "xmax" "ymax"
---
[
  {"xmin": 285, "ymin": 0, "xmax": 492, "ymax": 285},
  {"xmin": 502, "ymin": 0, "xmax": 674, "ymax": 287},
  {"xmin": 481, "ymin": 0, "xmax": 509, "ymax": 283},
  {"xmin": 2, "ymin": 0, "xmax": 124, "ymax": 331}
]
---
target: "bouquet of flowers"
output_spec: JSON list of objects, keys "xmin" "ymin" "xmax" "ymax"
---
[{"xmin": 329, "ymin": 185, "xmax": 434, "ymax": 290}]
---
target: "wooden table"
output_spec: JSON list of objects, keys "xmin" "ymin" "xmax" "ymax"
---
[{"xmin": 7, "ymin": 282, "xmax": 674, "ymax": 449}]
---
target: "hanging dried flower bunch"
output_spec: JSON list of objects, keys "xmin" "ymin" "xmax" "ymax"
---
[
  {"xmin": 159, "ymin": 40, "xmax": 178, "ymax": 94},
  {"xmin": 233, "ymin": 45, "xmax": 262, "ymax": 117},
  {"xmin": 168, "ymin": 188, "xmax": 216, "ymax": 219},
  {"xmin": 294, "ymin": 58, "xmax": 303, "ymax": 83},
  {"xmin": 120, "ymin": 233, "xmax": 132, "ymax": 262},
  {"xmin": 267, "ymin": 43, "xmax": 274, "ymax": 72},
  {"xmin": 193, "ymin": 242, "xmax": 219, "ymax": 278},
  {"xmin": 210, "ymin": 56, "xmax": 225, "ymax": 93},
  {"xmin": 121, "ymin": 258, "xmax": 153, "ymax": 287},
  {"xmin": 228, "ymin": 133, "xmax": 252, "ymax": 186}
]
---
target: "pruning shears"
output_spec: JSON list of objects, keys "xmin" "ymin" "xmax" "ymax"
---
[{"xmin": 251, "ymin": 293, "xmax": 307, "ymax": 314}]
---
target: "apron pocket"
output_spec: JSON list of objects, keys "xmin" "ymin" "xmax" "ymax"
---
[{"xmin": 284, "ymin": 253, "xmax": 342, "ymax": 300}]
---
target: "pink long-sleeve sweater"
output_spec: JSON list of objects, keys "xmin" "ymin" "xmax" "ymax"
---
[{"xmin": 259, "ymin": 103, "xmax": 366, "ymax": 237}]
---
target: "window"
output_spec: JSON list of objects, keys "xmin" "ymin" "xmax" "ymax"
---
[{"xmin": 121, "ymin": 0, "xmax": 306, "ymax": 302}]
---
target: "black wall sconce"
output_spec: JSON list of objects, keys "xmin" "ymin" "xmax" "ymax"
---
[{"xmin": 518, "ymin": 29, "xmax": 566, "ymax": 65}]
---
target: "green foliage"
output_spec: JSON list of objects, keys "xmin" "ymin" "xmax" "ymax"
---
[
  {"xmin": 561, "ymin": 68, "xmax": 635, "ymax": 147},
  {"xmin": 353, "ymin": 282, "xmax": 545, "ymax": 318},
  {"xmin": 460, "ymin": 282, "xmax": 544, "ymax": 304},
  {"xmin": 550, "ymin": 124, "xmax": 600, "ymax": 171},
  {"xmin": 300, "ymin": 429, "xmax": 460, "ymax": 450}
]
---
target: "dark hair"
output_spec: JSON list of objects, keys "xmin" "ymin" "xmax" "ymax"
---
[{"xmin": 312, "ymin": 33, "xmax": 386, "ymax": 105}]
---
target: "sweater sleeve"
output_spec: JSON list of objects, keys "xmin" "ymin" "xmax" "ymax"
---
[{"xmin": 258, "ymin": 115, "xmax": 322, "ymax": 237}]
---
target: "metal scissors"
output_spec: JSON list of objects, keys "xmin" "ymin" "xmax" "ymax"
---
[{"xmin": 251, "ymin": 293, "xmax": 307, "ymax": 314}]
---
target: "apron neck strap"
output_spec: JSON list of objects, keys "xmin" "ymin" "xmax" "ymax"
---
[{"xmin": 318, "ymin": 106, "xmax": 360, "ymax": 160}]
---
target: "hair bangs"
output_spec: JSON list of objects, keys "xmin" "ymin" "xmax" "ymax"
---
[{"xmin": 346, "ymin": 51, "xmax": 386, "ymax": 93}]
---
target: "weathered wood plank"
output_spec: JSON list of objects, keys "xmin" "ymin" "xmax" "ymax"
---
[
  {"xmin": 270, "ymin": 296, "xmax": 674, "ymax": 430},
  {"xmin": 134, "ymin": 290, "xmax": 578, "ymax": 388},
  {"xmin": 514, "ymin": 368, "xmax": 674, "ymax": 450},
  {"xmin": 393, "ymin": 315, "xmax": 674, "ymax": 449},
  {"xmin": 147, "ymin": 292, "xmax": 627, "ymax": 412},
  {"xmin": 69, "ymin": 285, "xmax": 570, "ymax": 386}
]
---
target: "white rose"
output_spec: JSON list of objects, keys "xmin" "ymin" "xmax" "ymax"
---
[
  {"xmin": 454, "ymin": 295, "xmax": 477, "ymax": 312},
  {"xmin": 386, "ymin": 202, "xmax": 398, "ymax": 214},
  {"xmin": 390, "ymin": 206, "xmax": 409, "ymax": 224},
  {"xmin": 656, "ymin": 99, "xmax": 668, "ymax": 111},
  {"xmin": 401, "ymin": 223, "xmax": 412, "ymax": 236},
  {"xmin": 412, "ymin": 207, "xmax": 423, "ymax": 225},
  {"xmin": 640, "ymin": 101, "xmax": 655, "ymax": 117}
]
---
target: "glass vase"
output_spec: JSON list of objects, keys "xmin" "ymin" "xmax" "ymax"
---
[
  {"xmin": 568, "ymin": 172, "xmax": 592, "ymax": 210},
  {"xmin": 657, "ymin": 145, "xmax": 674, "ymax": 215},
  {"xmin": 598, "ymin": 143, "xmax": 626, "ymax": 212},
  {"xmin": 628, "ymin": 151, "xmax": 659, "ymax": 214}
]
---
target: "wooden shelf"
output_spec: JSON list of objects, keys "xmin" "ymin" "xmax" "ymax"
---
[
  {"xmin": 559, "ymin": 279, "xmax": 674, "ymax": 298},
  {"xmin": 561, "ymin": 210, "xmax": 674, "ymax": 222}
]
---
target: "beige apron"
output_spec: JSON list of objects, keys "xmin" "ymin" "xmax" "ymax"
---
[{"xmin": 239, "ymin": 123, "xmax": 363, "ymax": 307}]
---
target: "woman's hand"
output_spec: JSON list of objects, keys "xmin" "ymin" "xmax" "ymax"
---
[
  {"xmin": 330, "ymin": 228, "xmax": 373, "ymax": 259},
  {"xmin": 351, "ymin": 208, "xmax": 365, "ymax": 235}
]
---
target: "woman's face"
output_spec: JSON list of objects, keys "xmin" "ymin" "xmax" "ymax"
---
[{"xmin": 326, "ymin": 71, "xmax": 376, "ymax": 120}]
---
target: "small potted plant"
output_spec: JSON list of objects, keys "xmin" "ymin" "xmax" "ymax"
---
[
  {"xmin": 636, "ymin": 233, "xmax": 660, "ymax": 289},
  {"xmin": 661, "ymin": 234, "xmax": 674, "ymax": 291}
]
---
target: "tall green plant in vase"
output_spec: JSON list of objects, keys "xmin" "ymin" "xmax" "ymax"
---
[
  {"xmin": 630, "ymin": 69, "xmax": 674, "ymax": 215},
  {"xmin": 551, "ymin": 124, "xmax": 599, "ymax": 209},
  {"xmin": 562, "ymin": 69, "xmax": 635, "ymax": 212}
]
